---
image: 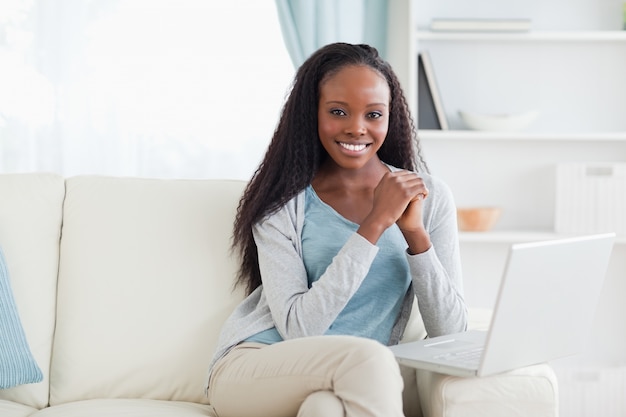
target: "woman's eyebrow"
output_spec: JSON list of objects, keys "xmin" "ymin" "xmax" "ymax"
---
[{"xmin": 324, "ymin": 100, "xmax": 388, "ymax": 107}]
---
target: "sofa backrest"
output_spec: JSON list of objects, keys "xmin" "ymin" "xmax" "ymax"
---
[
  {"xmin": 0, "ymin": 174, "xmax": 65, "ymax": 409},
  {"xmin": 50, "ymin": 177, "xmax": 246, "ymax": 405}
]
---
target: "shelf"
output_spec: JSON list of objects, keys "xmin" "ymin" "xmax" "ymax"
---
[
  {"xmin": 459, "ymin": 230, "xmax": 626, "ymax": 244},
  {"xmin": 460, "ymin": 230, "xmax": 560, "ymax": 243},
  {"xmin": 418, "ymin": 130, "xmax": 626, "ymax": 142},
  {"xmin": 417, "ymin": 30, "xmax": 626, "ymax": 42}
]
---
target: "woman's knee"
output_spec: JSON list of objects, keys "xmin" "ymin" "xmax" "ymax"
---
[
  {"xmin": 298, "ymin": 390, "xmax": 344, "ymax": 417},
  {"xmin": 332, "ymin": 336, "xmax": 402, "ymax": 385},
  {"xmin": 327, "ymin": 337, "xmax": 404, "ymax": 416},
  {"xmin": 343, "ymin": 336, "xmax": 399, "ymax": 365}
]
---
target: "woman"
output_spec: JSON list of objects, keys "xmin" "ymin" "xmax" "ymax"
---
[{"xmin": 207, "ymin": 42, "xmax": 467, "ymax": 417}]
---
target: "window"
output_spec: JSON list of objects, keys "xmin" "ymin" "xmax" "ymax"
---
[{"xmin": 0, "ymin": 0, "xmax": 294, "ymax": 179}]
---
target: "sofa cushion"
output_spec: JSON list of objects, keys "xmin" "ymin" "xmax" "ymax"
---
[
  {"xmin": 51, "ymin": 177, "xmax": 246, "ymax": 405},
  {"xmin": 0, "ymin": 173, "xmax": 65, "ymax": 408},
  {"xmin": 25, "ymin": 399, "xmax": 216, "ymax": 416},
  {"xmin": 0, "ymin": 247, "xmax": 43, "ymax": 389},
  {"xmin": 0, "ymin": 399, "xmax": 37, "ymax": 417}
]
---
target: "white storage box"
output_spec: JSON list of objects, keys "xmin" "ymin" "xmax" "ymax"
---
[{"xmin": 555, "ymin": 162, "xmax": 626, "ymax": 235}]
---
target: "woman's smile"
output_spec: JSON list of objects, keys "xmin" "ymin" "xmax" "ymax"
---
[{"xmin": 337, "ymin": 141, "xmax": 371, "ymax": 153}]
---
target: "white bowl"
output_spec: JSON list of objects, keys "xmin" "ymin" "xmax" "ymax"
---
[{"xmin": 459, "ymin": 110, "xmax": 539, "ymax": 132}]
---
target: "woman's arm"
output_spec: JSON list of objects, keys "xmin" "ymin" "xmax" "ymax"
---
[{"xmin": 408, "ymin": 175, "xmax": 467, "ymax": 337}]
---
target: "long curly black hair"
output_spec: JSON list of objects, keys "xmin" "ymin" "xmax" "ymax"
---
[{"xmin": 232, "ymin": 42, "xmax": 428, "ymax": 295}]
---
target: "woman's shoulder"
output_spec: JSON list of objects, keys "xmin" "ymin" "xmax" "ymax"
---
[
  {"xmin": 254, "ymin": 188, "xmax": 307, "ymax": 234},
  {"xmin": 252, "ymin": 188, "xmax": 307, "ymax": 257}
]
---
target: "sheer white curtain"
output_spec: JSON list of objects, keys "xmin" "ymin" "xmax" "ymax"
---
[{"xmin": 0, "ymin": 0, "xmax": 294, "ymax": 179}]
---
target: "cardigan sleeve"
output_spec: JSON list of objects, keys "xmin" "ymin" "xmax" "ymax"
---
[{"xmin": 408, "ymin": 174, "xmax": 467, "ymax": 337}]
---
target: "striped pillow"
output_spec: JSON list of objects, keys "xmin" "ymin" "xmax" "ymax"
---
[{"xmin": 0, "ymin": 246, "xmax": 43, "ymax": 389}]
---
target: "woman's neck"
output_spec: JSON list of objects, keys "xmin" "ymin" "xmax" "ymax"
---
[{"xmin": 312, "ymin": 157, "xmax": 389, "ymax": 193}]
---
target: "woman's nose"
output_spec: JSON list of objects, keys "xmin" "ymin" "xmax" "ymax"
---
[{"xmin": 345, "ymin": 119, "xmax": 366, "ymax": 136}]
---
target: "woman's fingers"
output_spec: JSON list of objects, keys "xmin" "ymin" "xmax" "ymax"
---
[{"xmin": 377, "ymin": 170, "xmax": 428, "ymax": 203}]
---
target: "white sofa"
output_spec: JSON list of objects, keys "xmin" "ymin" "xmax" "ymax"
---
[{"xmin": 0, "ymin": 173, "xmax": 559, "ymax": 417}]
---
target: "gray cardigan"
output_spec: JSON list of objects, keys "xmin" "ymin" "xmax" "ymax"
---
[{"xmin": 206, "ymin": 169, "xmax": 467, "ymax": 386}]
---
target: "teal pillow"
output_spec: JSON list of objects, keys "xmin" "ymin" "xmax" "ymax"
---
[{"xmin": 0, "ymin": 246, "xmax": 43, "ymax": 389}]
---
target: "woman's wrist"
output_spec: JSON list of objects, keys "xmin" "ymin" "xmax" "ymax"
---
[
  {"xmin": 401, "ymin": 228, "xmax": 431, "ymax": 255},
  {"xmin": 357, "ymin": 218, "xmax": 389, "ymax": 245}
]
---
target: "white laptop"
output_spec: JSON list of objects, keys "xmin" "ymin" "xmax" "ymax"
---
[{"xmin": 389, "ymin": 232, "xmax": 616, "ymax": 377}]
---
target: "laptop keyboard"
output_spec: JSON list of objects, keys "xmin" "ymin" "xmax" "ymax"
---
[{"xmin": 434, "ymin": 347, "xmax": 484, "ymax": 366}]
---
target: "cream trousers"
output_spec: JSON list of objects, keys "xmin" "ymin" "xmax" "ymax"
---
[{"xmin": 207, "ymin": 335, "xmax": 404, "ymax": 417}]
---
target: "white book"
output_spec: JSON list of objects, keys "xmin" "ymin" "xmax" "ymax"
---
[{"xmin": 430, "ymin": 18, "xmax": 531, "ymax": 32}]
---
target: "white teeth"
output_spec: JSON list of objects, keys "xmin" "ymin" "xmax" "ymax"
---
[{"xmin": 339, "ymin": 142, "xmax": 367, "ymax": 152}]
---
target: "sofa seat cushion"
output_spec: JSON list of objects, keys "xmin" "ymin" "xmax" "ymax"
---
[
  {"xmin": 0, "ymin": 399, "xmax": 37, "ymax": 417},
  {"xmin": 416, "ymin": 363, "xmax": 558, "ymax": 417},
  {"xmin": 31, "ymin": 399, "xmax": 216, "ymax": 416}
]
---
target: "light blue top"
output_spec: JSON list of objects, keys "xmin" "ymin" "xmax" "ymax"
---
[{"xmin": 246, "ymin": 185, "xmax": 411, "ymax": 345}]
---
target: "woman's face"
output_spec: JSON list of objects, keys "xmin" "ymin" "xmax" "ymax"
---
[{"xmin": 317, "ymin": 65, "xmax": 390, "ymax": 171}]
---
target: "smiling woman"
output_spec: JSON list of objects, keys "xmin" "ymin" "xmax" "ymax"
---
[
  {"xmin": 0, "ymin": 0, "xmax": 294, "ymax": 178},
  {"xmin": 206, "ymin": 42, "xmax": 467, "ymax": 417}
]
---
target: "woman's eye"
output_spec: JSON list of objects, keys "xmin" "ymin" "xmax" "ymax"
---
[
  {"xmin": 368, "ymin": 111, "xmax": 383, "ymax": 119},
  {"xmin": 330, "ymin": 109, "xmax": 346, "ymax": 116}
]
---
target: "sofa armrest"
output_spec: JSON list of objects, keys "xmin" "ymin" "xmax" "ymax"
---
[
  {"xmin": 416, "ymin": 363, "xmax": 559, "ymax": 417},
  {"xmin": 403, "ymin": 307, "xmax": 558, "ymax": 417}
]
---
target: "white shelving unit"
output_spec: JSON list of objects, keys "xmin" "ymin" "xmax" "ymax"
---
[{"xmin": 386, "ymin": 1, "xmax": 626, "ymax": 414}]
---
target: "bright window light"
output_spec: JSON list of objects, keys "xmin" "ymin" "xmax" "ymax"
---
[{"xmin": 0, "ymin": 0, "xmax": 295, "ymax": 178}]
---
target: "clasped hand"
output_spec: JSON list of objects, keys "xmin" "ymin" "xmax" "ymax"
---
[
  {"xmin": 372, "ymin": 170, "xmax": 428, "ymax": 232},
  {"xmin": 358, "ymin": 171, "xmax": 430, "ymax": 249}
]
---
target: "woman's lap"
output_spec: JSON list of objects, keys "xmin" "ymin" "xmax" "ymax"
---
[{"xmin": 208, "ymin": 335, "xmax": 404, "ymax": 417}]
